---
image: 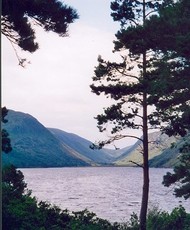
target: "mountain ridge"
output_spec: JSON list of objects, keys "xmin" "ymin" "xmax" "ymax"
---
[
  {"xmin": 2, "ymin": 110, "xmax": 126, "ymax": 167},
  {"xmin": 2, "ymin": 109, "xmax": 187, "ymax": 168},
  {"xmin": 48, "ymin": 128, "xmax": 120, "ymax": 164},
  {"xmin": 114, "ymin": 132, "xmax": 179, "ymax": 167},
  {"xmin": 2, "ymin": 110, "xmax": 89, "ymax": 167}
]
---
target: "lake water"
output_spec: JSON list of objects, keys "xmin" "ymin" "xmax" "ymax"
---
[{"xmin": 21, "ymin": 167, "xmax": 190, "ymax": 223}]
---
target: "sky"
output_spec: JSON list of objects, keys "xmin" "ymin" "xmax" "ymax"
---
[{"xmin": 2, "ymin": 0, "xmax": 141, "ymax": 148}]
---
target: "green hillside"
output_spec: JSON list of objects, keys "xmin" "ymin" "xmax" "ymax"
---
[
  {"xmin": 149, "ymin": 133, "xmax": 190, "ymax": 168},
  {"xmin": 2, "ymin": 110, "xmax": 89, "ymax": 168},
  {"xmin": 48, "ymin": 128, "xmax": 118, "ymax": 164},
  {"xmin": 114, "ymin": 132, "xmax": 180, "ymax": 167},
  {"xmin": 3, "ymin": 109, "xmax": 187, "ymax": 168},
  {"xmin": 2, "ymin": 109, "xmax": 125, "ymax": 168}
]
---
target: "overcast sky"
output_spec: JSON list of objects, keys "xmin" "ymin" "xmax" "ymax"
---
[{"xmin": 2, "ymin": 0, "xmax": 141, "ymax": 148}]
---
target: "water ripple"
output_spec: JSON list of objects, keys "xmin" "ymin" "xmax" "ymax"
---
[{"xmin": 21, "ymin": 167, "xmax": 190, "ymax": 223}]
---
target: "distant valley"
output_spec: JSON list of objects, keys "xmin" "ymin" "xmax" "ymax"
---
[
  {"xmin": 2, "ymin": 110, "xmax": 123, "ymax": 168},
  {"xmin": 2, "ymin": 109, "xmax": 189, "ymax": 168}
]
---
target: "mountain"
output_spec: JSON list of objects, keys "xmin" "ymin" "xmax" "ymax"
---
[
  {"xmin": 103, "ymin": 146, "xmax": 133, "ymax": 158},
  {"xmin": 48, "ymin": 128, "xmax": 118, "ymax": 164},
  {"xmin": 149, "ymin": 133, "xmax": 190, "ymax": 168},
  {"xmin": 3, "ymin": 109, "xmax": 187, "ymax": 168},
  {"xmin": 2, "ymin": 110, "xmax": 126, "ymax": 168},
  {"xmin": 2, "ymin": 110, "xmax": 89, "ymax": 168},
  {"xmin": 114, "ymin": 132, "xmax": 178, "ymax": 167}
]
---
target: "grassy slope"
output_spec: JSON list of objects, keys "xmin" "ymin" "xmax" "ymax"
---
[
  {"xmin": 114, "ymin": 132, "xmax": 179, "ymax": 167},
  {"xmin": 2, "ymin": 110, "xmax": 89, "ymax": 167}
]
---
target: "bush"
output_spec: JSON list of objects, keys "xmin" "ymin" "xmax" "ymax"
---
[{"xmin": 147, "ymin": 205, "xmax": 190, "ymax": 230}]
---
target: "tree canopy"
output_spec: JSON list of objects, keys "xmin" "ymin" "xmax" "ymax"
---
[
  {"xmin": 1, "ymin": 107, "xmax": 12, "ymax": 154},
  {"xmin": 91, "ymin": 1, "xmax": 166, "ymax": 229},
  {"xmin": 1, "ymin": 0, "xmax": 79, "ymax": 65},
  {"xmin": 90, "ymin": 0, "xmax": 190, "ymax": 229},
  {"xmin": 144, "ymin": 0, "xmax": 190, "ymax": 137},
  {"xmin": 143, "ymin": 0, "xmax": 190, "ymax": 199},
  {"xmin": 163, "ymin": 141, "xmax": 190, "ymax": 200}
]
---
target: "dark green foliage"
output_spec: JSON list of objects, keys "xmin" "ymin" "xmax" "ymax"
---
[
  {"xmin": 143, "ymin": 0, "xmax": 190, "ymax": 137},
  {"xmin": 146, "ymin": 56, "xmax": 190, "ymax": 137},
  {"xmin": 1, "ymin": 107, "xmax": 12, "ymax": 153},
  {"xmin": 145, "ymin": 0, "xmax": 190, "ymax": 59},
  {"xmin": 90, "ymin": 0, "xmax": 184, "ymax": 149},
  {"xmin": 2, "ymin": 129, "xmax": 12, "ymax": 153},
  {"xmin": 69, "ymin": 209, "xmax": 120, "ymax": 230},
  {"xmin": 91, "ymin": 1, "xmax": 175, "ymax": 229},
  {"xmin": 119, "ymin": 206, "xmax": 190, "ymax": 230},
  {"xmin": 110, "ymin": 0, "xmax": 190, "ymax": 138},
  {"xmin": 163, "ymin": 142, "xmax": 190, "ymax": 199},
  {"xmin": 2, "ymin": 165, "xmax": 28, "ymax": 199},
  {"xmin": 145, "ymin": 0, "xmax": 190, "ymax": 200},
  {"xmin": 91, "ymin": 1, "xmax": 174, "ymax": 229},
  {"xmin": 2, "ymin": 165, "xmax": 36, "ymax": 230},
  {"xmin": 123, "ymin": 213, "xmax": 139, "ymax": 230},
  {"xmin": 147, "ymin": 206, "xmax": 190, "ymax": 230},
  {"xmin": 1, "ymin": 0, "xmax": 79, "ymax": 53},
  {"xmin": 91, "ymin": 1, "xmax": 190, "ymax": 228},
  {"xmin": 110, "ymin": 0, "xmax": 161, "ymax": 28}
]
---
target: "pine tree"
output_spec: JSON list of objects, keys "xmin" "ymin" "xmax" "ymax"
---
[
  {"xmin": 144, "ymin": 0, "xmax": 190, "ymax": 201},
  {"xmin": 144, "ymin": 0, "xmax": 190, "ymax": 137},
  {"xmin": 90, "ymin": 1, "xmax": 177, "ymax": 229},
  {"xmin": 1, "ymin": 0, "xmax": 79, "ymax": 65},
  {"xmin": 163, "ymin": 141, "xmax": 190, "ymax": 200},
  {"xmin": 1, "ymin": 107, "xmax": 12, "ymax": 154}
]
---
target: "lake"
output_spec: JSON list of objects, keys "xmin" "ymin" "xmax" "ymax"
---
[{"xmin": 21, "ymin": 167, "xmax": 190, "ymax": 223}]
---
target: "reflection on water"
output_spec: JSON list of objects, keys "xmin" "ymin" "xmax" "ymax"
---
[{"xmin": 21, "ymin": 167, "xmax": 189, "ymax": 223}]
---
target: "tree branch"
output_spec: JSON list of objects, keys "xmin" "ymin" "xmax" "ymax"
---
[{"xmin": 129, "ymin": 160, "xmax": 143, "ymax": 168}]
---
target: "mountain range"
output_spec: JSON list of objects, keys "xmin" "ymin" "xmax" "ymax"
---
[{"xmin": 2, "ymin": 109, "xmax": 188, "ymax": 168}]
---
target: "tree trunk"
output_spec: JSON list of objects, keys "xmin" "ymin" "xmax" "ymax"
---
[
  {"xmin": 139, "ymin": 123, "xmax": 149, "ymax": 230},
  {"xmin": 140, "ymin": 90, "xmax": 149, "ymax": 230},
  {"xmin": 139, "ymin": 1, "xmax": 150, "ymax": 229}
]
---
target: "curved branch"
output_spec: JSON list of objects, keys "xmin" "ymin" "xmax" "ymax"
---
[
  {"xmin": 115, "ymin": 65, "xmax": 140, "ymax": 81},
  {"xmin": 5, "ymin": 35, "xmax": 28, "ymax": 67},
  {"xmin": 145, "ymin": 10, "xmax": 157, "ymax": 18},
  {"xmin": 129, "ymin": 160, "xmax": 143, "ymax": 168},
  {"xmin": 91, "ymin": 133, "xmax": 143, "ymax": 150},
  {"xmin": 113, "ymin": 134, "xmax": 143, "ymax": 142}
]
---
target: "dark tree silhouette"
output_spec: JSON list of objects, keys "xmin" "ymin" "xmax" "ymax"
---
[
  {"xmin": 143, "ymin": 0, "xmax": 190, "ymax": 200},
  {"xmin": 144, "ymin": 0, "xmax": 190, "ymax": 137},
  {"xmin": 163, "ymin": 141, "xmax": 190, "ymax": 200},
  {"xmin": 2, "ymin": 107, "xmax": 12, "ymax": 154},
  {"xmin": 91, "ymin": 1, "xmax": 164, "ymax": 229},
  {"xmin": 1, "ymin": 0, "xmax": 79, "ymax": 65},
  {"xmin": 90, "ymin": 0, "xmax": 190, "ymax": 229}
]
